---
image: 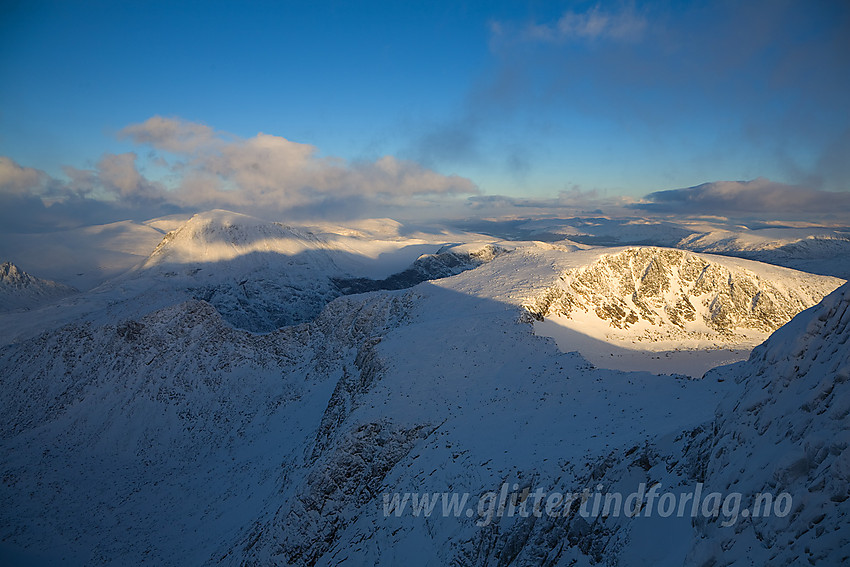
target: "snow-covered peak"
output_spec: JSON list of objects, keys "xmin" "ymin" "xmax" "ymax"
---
[
  {"xmin": 0, "ymin": 261, "xmax": 77, "ymax": 312},
  {"xmin": 0, "ymin": 261, "xmax": 28, "ymax": 287}
]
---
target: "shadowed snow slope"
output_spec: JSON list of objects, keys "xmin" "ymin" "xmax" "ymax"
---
[
  {"xmin": 130, "ymin": 210, "xmax": 508, "ymax": 332},
  {"xmin": 686, "ymin": 282, "xmax": 850, "ymax": 566},
  {"xmin": 132, "ymin": 210, "xmax": 347, "ymax": 331}
]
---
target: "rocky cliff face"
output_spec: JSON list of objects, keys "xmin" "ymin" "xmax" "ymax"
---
[
  {"xmin": 524, "ymin": 247, "xmax": 842, "ymax": 343},
  {"xmin": 0, "ymin": 289, "xmax": 419, "ymax": 565}
]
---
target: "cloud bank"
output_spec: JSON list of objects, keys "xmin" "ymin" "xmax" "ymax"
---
[
  {"xmin": 632, "ymin": 178, "xmax": 850, "ymax": 219},
  {"xmin": 4, "ymin": 119, "xmax": 848, "ymax": 230},
  {"xmin": 0, "ymin": 117, "xmax": 479, "ymax": 230},
  {"xmin": 117, "ymin": 116, "xmax": 476, "ymax": 209}
]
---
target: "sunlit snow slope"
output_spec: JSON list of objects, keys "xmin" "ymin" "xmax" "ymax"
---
[{"xmin": 527, "ymin": 247, "xmax": 842, "ymax": 375}]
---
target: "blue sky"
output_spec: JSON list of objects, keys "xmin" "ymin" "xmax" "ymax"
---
[{"xmin": 1, "ymin": 1, "xmax": 848, "ymax": 224}]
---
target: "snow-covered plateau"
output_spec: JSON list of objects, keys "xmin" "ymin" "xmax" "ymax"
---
[{"xmin": 0, "ymin": 210, "xmax": 847, "ymax": 566}]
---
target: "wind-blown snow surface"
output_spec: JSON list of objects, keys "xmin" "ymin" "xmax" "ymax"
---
[{"xmin": 1, "ymin": 212, "xmax": 848, "ymax": 566}]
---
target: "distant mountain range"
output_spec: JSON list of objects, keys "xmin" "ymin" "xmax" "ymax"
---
[{"xmin": 0, "ymin": 210, "xmax": 847, "ymax": 565}]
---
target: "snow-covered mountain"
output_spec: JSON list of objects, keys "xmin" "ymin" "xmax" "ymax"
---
[
  {"xmin": 131, "ymin": 209, "xmax": 349, "ymax": 331},
  {"xmin": 133, "ymin": 210, "xmax": 507, "ymax": 332},
  {"xmin": 524, "ymin": 247, "xmax": 842, "ymax": 348},
  {"xmin": 1, "ymin": 211, "xmax": 847, "ymax": 566},
  {"xmin": 678, "ymin": 230, "xmax": 850, "ymax": 279},
  {"xmin": 0, "ymin": 211, "xmax": 506, "ymax": 343},
  {"xmin": 0, "ymin": 261, "xmax": 77, "ymax": 312}
]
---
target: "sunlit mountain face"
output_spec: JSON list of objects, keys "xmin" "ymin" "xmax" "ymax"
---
[{"xmin": 2, "ymin": 1, "xmax": 849, "ymax": 565}]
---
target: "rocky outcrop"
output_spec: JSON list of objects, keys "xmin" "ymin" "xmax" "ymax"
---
[
  {"xmin": 331, "ymin": 244, "xmax": 508, "ymax": 295},
  {"xmin": 231, "ymin": 421, "xmax": 432, "ymax": 566},
  {"xmin": 524, "ymin": 247, "xmax": 841, "ymax": 342}
]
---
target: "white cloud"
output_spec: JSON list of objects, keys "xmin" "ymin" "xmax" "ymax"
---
[
  {"xmin": 0, "ymin": 116, "xmax": 479, "ymax": 227},
  {"xmin": 96, "ymin": 153, "xmax": 163, "ymax": 199},
  {"xmin": 1, "ymin": 153, "xmax": 161, "ymax": 203},
  {"xmin": 57, "ymin": 152, "xmax": 164, "ymax": 203},
  {"xmin": 120, "ymin": 116, "xmax": 217, "ymax": 154},
  {"xmin": 493, "ymin": 3, "xmax": 647, "ymax": 46},
  {"xmin": 118, "ymin": 116, "xmax": 478, "ymax": 213},
  {"xmin": 0, "ymin": 157, "xmax": 47, "ymax": 195},
  {"xmin": 555, "ymin": 4, "xmax": 646, "ymax": 42},
  {"xmin": 0, "ymin": 155, "xmax": 178, "ymax": 232}
]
